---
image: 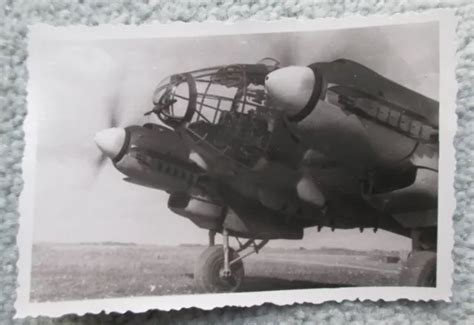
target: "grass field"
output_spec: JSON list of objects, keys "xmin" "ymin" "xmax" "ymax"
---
[{"xmin": 30, "ymin": 243, "xmax": 404, "ymax": 302}]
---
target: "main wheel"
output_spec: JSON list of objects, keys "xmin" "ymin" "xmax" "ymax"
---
[
  {"xmin": 194, "ymin": 245, "xmax": 245, "ymax": 293},
  {"xmin": 399, "ymin": 250, "xmax": 436, "ymax": 287}
]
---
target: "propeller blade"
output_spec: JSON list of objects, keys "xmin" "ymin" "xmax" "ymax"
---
[
  {"xmin": 92, "ymin": 91, "xmax": 121, "ymax": 181},
  {"xmin": 90, "ymin": 150, "xmax": 108, "ymax": 183},
  {"xmin": 93, "ymin": 151, "xmax": 108, "ymax": 169},
  {"xmin": 277, "ymin": 39, "xmax": 298, "ymax": 67},
  {"xmin": 107, "ymin": 91, "xmax": 121, "ymax": 128}
]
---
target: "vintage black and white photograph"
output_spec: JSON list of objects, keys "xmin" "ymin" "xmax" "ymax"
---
[{"xmin": 16, "ymin": 12, "xmax": 456, "ymax": 316}]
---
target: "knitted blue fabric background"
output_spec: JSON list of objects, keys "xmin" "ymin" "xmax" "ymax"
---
[{"xmin": 1, "ymin": 1, "xmax": 472, "ymax": 324}]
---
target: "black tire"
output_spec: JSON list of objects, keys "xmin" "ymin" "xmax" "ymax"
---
[
  {"xmin": 399, "ymin": 250, "xmax": 436, "ymax": 287},
  {"xmin": 194, "ymin": 245, "xmax": 245, "ymax": 293}
]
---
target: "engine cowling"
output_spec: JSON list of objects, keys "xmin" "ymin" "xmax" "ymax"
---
[
  {"xmin": 264, "ymin": 66, "xmax": 326, "ymax": 122},
  {"xmin": 168, "ymin": 193, "xmax": 224, "ymax": 230}
]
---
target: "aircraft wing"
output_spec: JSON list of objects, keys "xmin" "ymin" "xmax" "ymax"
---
[
  {"xmin": 325, "ymin": 85, "xmax": 438, "ymax": 147},
  {"xmin": 311, "ymin": 59, "xmax": 439, "ymax": 128}
]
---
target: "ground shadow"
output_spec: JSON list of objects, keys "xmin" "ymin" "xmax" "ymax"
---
[
  {"xmin": 183, "ymin": 273, "xmax": 350, "ymax": 292},
  {"xmin": 239, "ymin": 276, "xmax": 349, "ymax": 292}
]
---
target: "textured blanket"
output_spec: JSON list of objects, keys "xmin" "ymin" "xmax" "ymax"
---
[{"xmin": 1, "ymin": 0, "xmax": 472, "ymax": 324}]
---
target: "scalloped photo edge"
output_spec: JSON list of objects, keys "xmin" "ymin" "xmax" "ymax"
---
[{"xmin": 15, "ymin": 10, "xmax": 456, "ymax": 318}]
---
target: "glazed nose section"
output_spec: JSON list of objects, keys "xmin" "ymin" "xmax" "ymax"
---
[
  {"xmin": 265, "ymin": 66, "xmax": 315, "ymax": 114},
  {"xmin": 94, "ymin": 128, "xmax": 126, "ymax": 159}
]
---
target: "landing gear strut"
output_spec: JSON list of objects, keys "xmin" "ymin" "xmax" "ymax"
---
[
  {"xmin": 194, "ymin": 229, "xmax": 269, "ymax": 292},
  {"xmin": 399, "ymin": 228, "xmax": 437, "ymax": 287},
  {"xmin": 208, "ymin": 230, "xmax": 216, "ymax": 246}
]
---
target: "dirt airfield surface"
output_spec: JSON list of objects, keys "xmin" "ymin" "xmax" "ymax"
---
[{"xmin": 30, "ymin": 243, "xmax": 405, "ymax": 302}]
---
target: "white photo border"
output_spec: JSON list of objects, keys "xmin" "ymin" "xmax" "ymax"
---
[{"xmin": 16, "ymin": 9, "xmax": 457, "ymax": 318}]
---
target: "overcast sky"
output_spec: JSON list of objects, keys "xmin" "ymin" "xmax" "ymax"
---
[{"xmin": 28, "ymin": 22, "xmax": 438, "ymax": 250}]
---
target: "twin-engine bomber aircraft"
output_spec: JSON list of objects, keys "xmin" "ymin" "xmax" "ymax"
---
[{"xmin": 94, "ymin": 58, "xmax": 439, "ymax": 292}]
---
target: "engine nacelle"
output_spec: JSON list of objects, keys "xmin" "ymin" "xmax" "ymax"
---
[
  {"xmin": 223, "ymin": 208, "xmax": 303, "ymax": 240},
  {"xmin": 169, "ymin": 191, "xmax": 304, "ymax": 240},
  {"xmin": 168, "ymin": 193, "xmax": 224, "ymax": 230},
  {"xmin": 264, "ymin": 66, "xmax": 326, "ymax": 122}
]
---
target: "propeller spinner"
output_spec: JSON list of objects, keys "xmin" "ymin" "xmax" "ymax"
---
[
  {"xmin": 264, "ymin": 66, "xmax": 325, "ymax": 122},
  {"xmin": 94, "ymin": 128, "xmax": 126, "ymax": 159},
  {"xmin": 93, "ymin": 89, "xmax": 139, "ymax": 172}
]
